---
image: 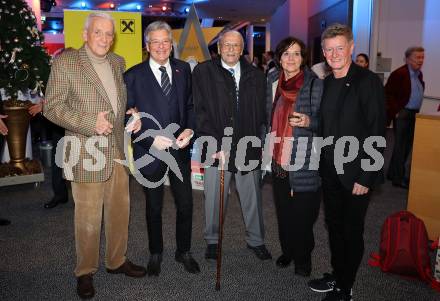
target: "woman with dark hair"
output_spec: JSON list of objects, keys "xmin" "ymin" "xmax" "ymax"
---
[
  {"xmin": 355, "ymin": 53, "xmax": 369, "ymax": 69},
  {"xmin": 267, "ymin": 37, "xmax": 323, "ymax": 276}
]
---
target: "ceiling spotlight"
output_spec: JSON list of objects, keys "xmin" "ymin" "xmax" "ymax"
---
[
  {"xmin": 51, "ymin": 0, "xmax": 56, "ymax": 7},
  {"xmin": 161, "ymin": 5, "xmax": 167, "ymax": 11},
  {"xmin": 109, "ymin": 3, "xmax": 115, "ymax": 9},
  {"xmin": 80, "ymin": 1, "xmax": 86, "ymax": 8},
  {"xmin": 136, "ymin": 4, "xmax": 141, "ymax": 10},
  {"xmin": 184, "ymin": 7, "xmax": 190, "ymax": 13},
  {"xmin": 148, "ymin": 4, "xmax": 152, "ymax": 8}
]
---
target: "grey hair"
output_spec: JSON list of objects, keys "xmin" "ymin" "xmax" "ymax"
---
[
  {"xmin": 144, "ymin": 21, "xmax": 173, "ymax": 44},
  {"xmin": 83, "ymin": 12, "xmax": 115, "ymax": 33},
  {"xmin": 405, "ymin": 46, "xmax": 424, "ymax": 58},
  {"xmin": 218, "ymin": 30, "xmax": 244, "ymax": 48}
]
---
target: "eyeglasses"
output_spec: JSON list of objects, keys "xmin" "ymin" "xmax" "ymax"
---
[
  {"xmin": 221, "ymin": 43, "xmax": 241, "ymax": 50},
  {"xmin": 149, "ymin": 39, "xmax": 172, "ymax": 47}
]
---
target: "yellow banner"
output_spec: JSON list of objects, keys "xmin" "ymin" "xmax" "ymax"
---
[{"xmin": 64, "ymin": 10, "xmax": 142, "ymax": 69}]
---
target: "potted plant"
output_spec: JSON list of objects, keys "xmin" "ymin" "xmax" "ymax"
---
[{"xmin": 0, "ymin": 0, "xmax": 51, "ymax": 173}]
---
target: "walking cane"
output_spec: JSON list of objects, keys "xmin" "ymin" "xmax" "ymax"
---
[{"xmin": 215, "ymin": 163, "xmax": 225, "ymax": 291}]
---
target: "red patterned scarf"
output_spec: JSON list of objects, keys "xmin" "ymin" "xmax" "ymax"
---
[{"xmin": 271, "ymin": 70, "xmax": 304, "ymax": 166}]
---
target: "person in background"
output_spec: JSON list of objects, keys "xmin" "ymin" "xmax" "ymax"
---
[
  {"xmin": 28, "ymin": 100, "xmax": 69, "ymax": 209},
  {"xmin": 355, "ymin": 53, "xmax": 369, "ymax": 69},
  {"xmin": 267, "ymin": 36, "xmax": 323, "ymax": 276},
  {"xmin": 252, "ymin": 55, "xmax": 261, "ymax": 69},
  {"xmin": 263, "ymin": 50, "xmax": 277, "ymax": 75},
  {"xmin": 385, "ymin": 46, "xmax": 425, "ymax": 189}
]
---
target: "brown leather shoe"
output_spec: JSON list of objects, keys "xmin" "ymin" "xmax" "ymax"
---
[
  {"xmin": 107, "ymin": 260, "xmax": 147, "ymax": 278},
  {"xmin": 77, "ymin": 274, "xmax": 95, "ymax": 299}
]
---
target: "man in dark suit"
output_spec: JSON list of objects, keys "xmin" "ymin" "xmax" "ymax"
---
[
  {"xmin": 124, "ymin": 21, "xmax": 199, "ymax": 277},
  {"xmin": 42, "ymin": 122, "xmax": 69, "ymax": 208},
  {"xmin": 27, "ymin": 100, "xmax": 69, "ymax": 209},
  {"xmin": 307, "ymin": 24, "xmax": 385, "ymax": 301},
  {"xmin": 385, "ymin": 47, "xmax": 425, "ymax": 188}
]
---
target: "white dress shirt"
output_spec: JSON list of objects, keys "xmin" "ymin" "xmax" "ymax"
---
[
  {"xmin": 149, "ymin": 58, "xmax": 172, "ymax": 86},
  {"xmin": 221, "ymin": 60, "xmax": 241, "ymax": 88}
]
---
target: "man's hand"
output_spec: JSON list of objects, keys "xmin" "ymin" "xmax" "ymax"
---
[
  {"xmin": 211, "ymin": 150, "xmax": 228, "ymax": 167},
  {"xmin": 125, "ymin": 108, "xmax": 141, "ymax": 133},
  {"xmin": 152, "ymin": 135, "xmax": 173, "ymax": 150},
  {"xmin": 175, "ymin": 129, "xmax": 194, "ymax": 149},
  {"xmin": 95, "ymin": 111, "xmax": 113, "ymax": 135},
  {"xmin": 28, "ymin": 99, "xmax": 44, "ymax": 116},
  {"xmin": 352, "ymin": 182, "xmax": 369, "ymax": 195},
  {"xmin": 0, "ymin": 115, "xmax": 8, "ymax": 135}
]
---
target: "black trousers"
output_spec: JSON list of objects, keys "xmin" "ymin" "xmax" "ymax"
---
[
  {"xmin": 51, "ymin": 123, "xmax": 68, "ymax": 201},
  {"xmin": 142, "ymin": 159, "xmax": 193, "ymax": 254},
  {"xmin": 321, "ymin": 158, "xmax": 370, "ymax": 294},
  {"xmin": 387, "ymin": 108, "xmax": 417, "ymax": 185},
  {"xmin": 272, "ymin": 174, "xmax": 321, "ymax": 267}
]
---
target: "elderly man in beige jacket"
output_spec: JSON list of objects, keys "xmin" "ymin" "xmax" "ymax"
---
[{"xmin": 43, "ymin": 12, "xmax": 144, "ymax": 299}]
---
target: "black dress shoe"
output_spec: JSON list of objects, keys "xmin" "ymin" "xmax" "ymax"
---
[
  {"xmin": 77, "ymin": 274, "xmax": 95, "ymax": 299},
  {"xmin": 247, "ymin": 244, "xmax": 272, "ymax": 260},
  {"xmin": 0, "ymin": 218, "xmax": 11, "ymax": 226},
  {"xmin": 107, "ymin": 260, "xmax": 146, "ymax": 277},
  {"xmin": 146, "ymin": 254, "xmax": 162, "ymax": 276},
  {"xmin": 205, "ymin": 244, "xmax": 218, "ymax": 261},
  {"xmin": 175, "ymin": 251, "xmax": 200, "ymax": 274},
  {"xmin": 44, "ymin": 198, "xmax": 68, "ymax": 209},
  {"xmin": 276, "ymin": 254, "xmax": 292, "ymax": 268}
]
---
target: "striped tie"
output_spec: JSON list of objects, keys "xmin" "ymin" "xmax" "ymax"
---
[
  {"xmin": 228, "ymin": 68, "xmax": 239, "ymax": 109},
  {"xmin": 159, "ymin": 66, "xmax": 171, "ymax": 97}
]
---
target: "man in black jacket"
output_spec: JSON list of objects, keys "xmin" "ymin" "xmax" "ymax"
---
[
  {"xmin": 308, "ymin": 24, "xmax": 385, "ymax": 301},
  {"xmin": 193, "ymin": 30, "xmax": 271, "ymax": 261}
]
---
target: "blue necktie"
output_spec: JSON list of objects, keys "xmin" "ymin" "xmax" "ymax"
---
[
  {"xmin": 159, "ymin": 66, "xmax": 171, "ymax": 97},
  {"xmin": 228, "ymin": 68, "xmax": 239, "ymax": 109}
]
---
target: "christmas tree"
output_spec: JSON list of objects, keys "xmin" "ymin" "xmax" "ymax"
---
[{"xmin": 0, "ymin": 0, "xmax": 51, "ymax": 100}]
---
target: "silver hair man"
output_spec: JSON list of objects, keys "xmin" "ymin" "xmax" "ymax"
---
[{"xmin": 144, "ymin": 20, "xmax": 173, "ymax": 44}]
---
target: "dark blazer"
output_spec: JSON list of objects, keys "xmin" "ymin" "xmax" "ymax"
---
[
  {"xmin": 192, "ymin": 57, "xmax": 267, "ymax": 172},
  {"xmin": 320, "ymin": 62, "xmax": 386, "ymax": 190},
  {"xmin": 124, "ymin": 58, "xmax": 194, "ymax": 175},
  {"xmin": 385, "ymin": 64, "xmax": 424, "ymax": 125}
]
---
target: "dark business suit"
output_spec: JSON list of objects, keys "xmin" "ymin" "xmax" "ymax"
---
[
  {"xmin": 320, "ymin": 62, "xmax": 386, "ymax": 293},
  {"xmin": 48, "ymin": 121, "xmax": 68, "ymax": 201},
  {"xmin": 124, "ymin": 58, "xmax": 194, "ymax": 255}
]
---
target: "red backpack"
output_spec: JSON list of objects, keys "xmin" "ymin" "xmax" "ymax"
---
[{"xmin": 369, "ymin": 211, "xmax": 440, "ymax": 292}]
